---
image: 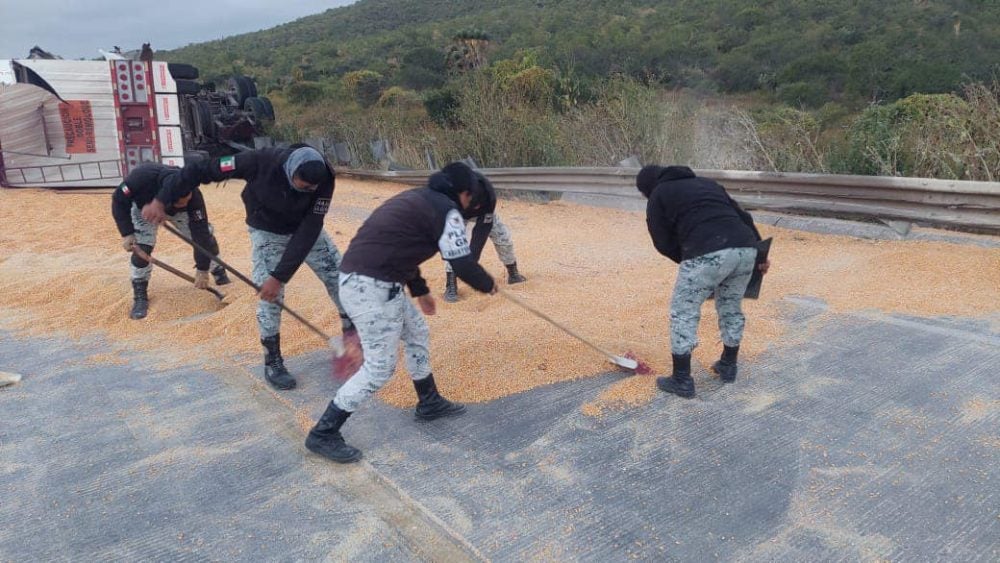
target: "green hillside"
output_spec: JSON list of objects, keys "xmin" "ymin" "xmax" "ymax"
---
[
  {"xmin": 159, "ymin": 0, "xmax": 1000, "ymax": 180},
  {"xmin": 163, "ymin": 0, "xmax": 1000, "ymax": 105}
]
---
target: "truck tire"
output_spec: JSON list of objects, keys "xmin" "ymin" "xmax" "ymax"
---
[
  {"xmin": 228, "ymin": 75, "xmax": 257, "ymax": 106},
  {"xmin": 258, "ymin": 96, "xmax": 275, "ymax": 119},
  {"xmin": 176, "ymin": 79, "xmax": 202, "ymax": 96},
  {"xmin": 183, "ymin": 150, "xmax": 211, "ymax": 163},
  {"xmin": 190, "ymin": 99, "xmax": 217, "ymax": 140},
  {"xmin": 244, "ymin": 96, "xmax": 275, "ymax": 121},
  {"xmin": 167, "ymin": 63, "xmax": 199, "ymax": 80}
]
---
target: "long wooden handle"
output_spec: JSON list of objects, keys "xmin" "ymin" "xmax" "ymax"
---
[
  {"xmin": 161, "ymin": 223, "xmax": 331, "ymax": 342},
  {"xmin": 497, "ymin": 288, "xmax": 621, "ymax": 361},
  {"xmin": 131, "ymin": 244, "xmax": 225, "ymax": 301}
]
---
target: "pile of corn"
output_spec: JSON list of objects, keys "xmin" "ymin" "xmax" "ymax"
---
[{"xmin": 0, "ymin": 179, "xmax": 996, "ymax": 416}]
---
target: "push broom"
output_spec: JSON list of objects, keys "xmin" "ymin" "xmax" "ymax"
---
[{"xmin": 498, "ymin": 288, "xmax": 650, "ymax": 374}]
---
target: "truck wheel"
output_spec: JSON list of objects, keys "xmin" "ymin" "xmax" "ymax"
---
[
  {"xmin": 244, "ymin": 96, "xmax": 274, "ymax": 121},
  {"xmin": 167, "ymin": 63, "xmax": 199, "ymax": 80},
  {"xmin": 190, "ymin": 99, "xmax": 217, "ymax": 140},
  {"xmin": 228, "ymin": 75, "xmax": 257, "ymax": 106},
  {"xmin": 258, "ymin": 96, "xmax": 275, "ymax": 119},
  {"xmin": 176, "ymin": 79, "xmax": 201, "ymax": 96},
  {"xmin": 183, "ymin": 150, "xmax": 211, "ymax": 163}
]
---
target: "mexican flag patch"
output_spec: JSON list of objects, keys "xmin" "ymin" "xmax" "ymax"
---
[{"xmin": 219, "ymin": 156, "xmax": 236, "ymax": 172}]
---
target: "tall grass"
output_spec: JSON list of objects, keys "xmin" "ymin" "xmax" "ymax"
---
[{"xmin": 273, "ymin": 75, "xmax": 1000, "ymax": 180}]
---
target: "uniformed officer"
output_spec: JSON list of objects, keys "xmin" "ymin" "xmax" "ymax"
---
[
  {"xmin": 305, "ymin": 161, "xmax": 497, "ymax": 464},
  {"xmin": 111, "ymin": 162, "xmax": 230, "ymax": 320},
  {"xmin": 442, "ymin": 177, "xmax": 526, "ymax": 302},
  {"xmin": 637, "ymin": 165, "xmax": 770, "ymax": 398},
  {"xmin": 142, "ymin": 145, "xmax": 354, "ymax": 391}
]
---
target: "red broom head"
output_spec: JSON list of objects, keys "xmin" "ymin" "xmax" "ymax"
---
[
  {"xmin": 623, "ymin": 351, "xmax": 653, "ymax": 375},
  {"xmin": 331, "ymin": 330, "xmax": 364, "ymax": 382}
]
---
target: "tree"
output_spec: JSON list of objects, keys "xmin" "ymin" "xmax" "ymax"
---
[
  {"xmin": 343, "ymin": 70, "xmax": 385, "ymax": 108},
  {"xmin": 446, "ymin": 29, "xmax": 492, "ymax": 74}
]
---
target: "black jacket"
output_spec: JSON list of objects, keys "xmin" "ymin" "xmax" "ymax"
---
[
  {"xmin": 339, "ymin": 187, "xmax": 495, "ymax": 297},
  {"xmin": 645, "ymin": 167, "xmax": 761, "ymax": 263},
  {"xmin": 170, "ymin": 145, "xmax": 335, "ymax": 283},
  {"xmin": 467, "ymin": 173, "xmax": 497, "ymax": 262},
  {"xmin": 111, "ymin": 163, "xmax": 215, "ymax": 271}
]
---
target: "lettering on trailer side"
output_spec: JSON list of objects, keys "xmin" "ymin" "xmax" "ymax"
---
[{"xmin": 59, "ymin": 101, "xmax": 97, "ymax": 154}]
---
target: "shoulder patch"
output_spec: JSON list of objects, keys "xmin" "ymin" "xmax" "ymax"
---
[
  {"xmin": 313, "ymin": 197, "xmax": 331, "ymax": 215},
  {"xmin": 120, "ymin": 183, "xmax": 131, "ymax": 197},
  {"xmin": 219, "ymin": 155, "xmax": 236, "ymax": 172},
  {"xmin": 439, "ymin": 208, "xmax": 471, "ymax": 260}
]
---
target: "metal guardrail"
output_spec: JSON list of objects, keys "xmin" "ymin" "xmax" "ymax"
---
[{"xmin": 341, "ymin": 167, "xmax": 1000, "ymax": 234}]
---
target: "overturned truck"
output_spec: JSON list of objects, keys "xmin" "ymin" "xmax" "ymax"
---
[{"xmin": 0, "ymin": 58, "xmax": 272, "ymax": 188}]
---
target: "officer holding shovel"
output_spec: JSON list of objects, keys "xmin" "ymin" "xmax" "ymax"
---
[
  {"xmin": 112, "ymin": 162, "xmax": 230, "ymax": 320},
  {"xmin": 142, "ymin": 145, "xmax": 356, "ymax": 392}
]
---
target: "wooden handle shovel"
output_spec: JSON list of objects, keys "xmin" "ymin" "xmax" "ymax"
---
[{"xmin": 131, "ymin": 244, "xmax": 225, "ymax": 301}]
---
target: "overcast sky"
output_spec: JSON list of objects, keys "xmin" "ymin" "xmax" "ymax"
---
[{"xmin": 0, "ymin": 0, "xmax": 357, "ymax": 60}]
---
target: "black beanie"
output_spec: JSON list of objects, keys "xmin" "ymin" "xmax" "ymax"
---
[
  {"xmin": 295, "ymin": 160, "xmax": 331, "ymax": 185},
  {"xmin": 636, "ymin": 165, "xmax": 665, "ymax": 197},
  {"xmin": 441, "ymin": 161, "xmax": 475, "ymax": 193}
]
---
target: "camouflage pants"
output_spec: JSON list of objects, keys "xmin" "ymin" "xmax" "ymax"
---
[
  {"xmin": 129, "ymin": 204, "xmax": 218, "ymax": 280},
  {"xmin": 333, "ymin": 273, "xmax": 432, "ymax": 412},
  {"xmin": 249, "ymin": 227, "xmax": 347, "ymax": 339},
  {"xmin": 445, "ymin": 213, "xmax": 517, "ymax": 272},
  {"xmin": 670, "ymin": 247, "xmax": 757, "ymax": 355}
]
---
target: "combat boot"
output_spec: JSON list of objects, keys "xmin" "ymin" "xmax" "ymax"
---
[
  {"xmin": 130, "ymin": 279, "xmax": 149, "ymax": 320},
  {"xmin": 656, "ymin": 354, "xmax": 695, "ymax": 398},
  {"xmin": 305, "ymin": 401, "xmax": 362, "ymax": 463},
  {"xmin": 413, "ymin": 373, "xmax": 466, "ymax": 421},
  {"xmin": 505, "ymin": 262, "xmax": 527, "ymax": 284},
  {"xmin": 712, "ymin": 345, "xmax": 739, "ymax": 383},
  {"xmin": 261, "ymin": 334, "xmax": 296, "ymax": 390},
  {"xmin": 444, "ymin": 271, "xmax": 458, "ymax": 303},
  {"xmin": 211, "ymin": 265, "xmax": 232, "ymax": 285}
]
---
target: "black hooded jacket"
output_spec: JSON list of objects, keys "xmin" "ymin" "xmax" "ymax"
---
[
  {"xmin": 167, "ymin": 145, "xmax": 335, "ymax": 283},
  {"xmin": 338, "ymin": 168, "xmax": 495, "ymax": 297},
  {"xmin": 111, "ymin": 163, "xmax": 215, "ymax": 271},
  {"xmin": 642, "ymin": 166, "xmax": 761, "ymax": 263}
]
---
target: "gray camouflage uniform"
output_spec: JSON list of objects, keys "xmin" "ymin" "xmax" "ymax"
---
[
  {"xmin": 670, "ymin": 247, "xmax": 756, "ymax": 354},
  {"xmin": 444, "ymin": 212, "xmax": 517, "ymax": 272},
  {"xmin": 249, "ymin": 227, "xmax": 347, "ymax": 338},
  {"xmin": 333, "ymin": 272, "xmax": 431, "ymax": 412},
  {"xmin": 129, "ymin": 204, "xmax": 219, "ymax": 280}
]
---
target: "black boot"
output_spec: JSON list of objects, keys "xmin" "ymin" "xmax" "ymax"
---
[
  {"xmin": 305, "ymin": 401, "xmax": 362, "ymax": 463},
  {"xmin": 211, "ymin": 265, "xmax": 232, "ymax": 286},
  {"xmin": 413, "ymin": 374, "xmax": 466, "ymax": 421},
  {"xmin": 712, "ymin": 345, "xmax": 739, "ymax": 383},
  {"xmin": 444, "ymin": 271, "xmax": 458, "ymax": 303},
  {"xmin": 261, "ymin": 334, "xmax": 296, "ymax": 390},
  {"xmin": 130, "ymin": 279, "xmax": 149, "ymax": 320},
  {"xmin": 505, "ymin": 262, "xmax": 527, "ymax": 284},
  {"xmin": 656, "ymin": 354, "xmax": 695, "ymax": 398}
]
